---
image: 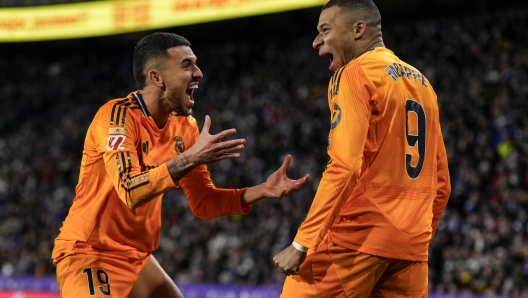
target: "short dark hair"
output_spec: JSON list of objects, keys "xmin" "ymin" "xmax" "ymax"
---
[
  {"xmin": 322, "ymin": 0, "xmax": 381, "ymax": 26},
  {"xmin": 133, "ymin": 32, "xmax": 191, "ymax": 89}
]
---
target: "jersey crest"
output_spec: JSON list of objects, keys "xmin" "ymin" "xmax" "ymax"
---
[
  {"xmin": 331, "ymin": 103, "xmax": 342, "ymax": 129},
  {"xmin": 173, "ymin": 136, "xmax": 185, "ymax": 154}
]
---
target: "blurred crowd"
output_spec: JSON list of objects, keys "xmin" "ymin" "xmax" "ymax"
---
[{"xmin": 0, "ymin": 6, "xmax": 527, "ymax": 297}]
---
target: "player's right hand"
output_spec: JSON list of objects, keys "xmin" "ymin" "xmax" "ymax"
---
[
  {"xmin": 273, "ymin": 244, "xmax": 307, "ymax": 276},
  {"xmin": 186, "ymin": 115, "xmax": 246, "ymax": 164}
]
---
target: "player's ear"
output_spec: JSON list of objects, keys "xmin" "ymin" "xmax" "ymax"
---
[
  {"xmin": 147, "ymin": 70, "xmax": 164, "ymax": 87},
  {"xmin": 353, "ymin": 20, "xmax": 367, "ymax": 40}
]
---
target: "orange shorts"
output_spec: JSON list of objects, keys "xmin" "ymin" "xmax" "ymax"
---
[
  {"xmin": 55, "ymin": 247, "xmax": 148, "ymax": 298},
  {"xmin": 280, "ymin": 235, "xmax": 428, "ymax": 298}
]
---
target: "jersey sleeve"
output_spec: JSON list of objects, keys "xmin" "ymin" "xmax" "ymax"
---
[
  {"xmin": 431, "ymin": 128, "xmax": 451, "ymax": 236},
  {"xmin": 179, "ymin": 165, "xmax": 251, "ymax": 220},
  {"xmin": 92, "ymin": 104, "xmax": 177, "ymax": 208},
  {"xmin": 294, "ymin": 64, "xmax": 374, "ymax": 251}
]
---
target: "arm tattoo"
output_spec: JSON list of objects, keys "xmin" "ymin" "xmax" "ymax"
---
[
  {"xmin": 180, "ymin": 153, "xmax": 190, "ymax": 167},
  {"xmin": 168, "ymin": 153, "xmax": 194, "ymax": 182}
]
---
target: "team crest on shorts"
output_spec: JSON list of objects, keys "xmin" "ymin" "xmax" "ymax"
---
[{"xmin": 173, "ymin": 136, "xmax": 185, "ymax": 154}]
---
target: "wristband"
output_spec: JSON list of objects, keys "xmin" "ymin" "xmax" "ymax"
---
[{"xmin": 292, "ymin": 241, "xmax": 308, "ymax": 252}]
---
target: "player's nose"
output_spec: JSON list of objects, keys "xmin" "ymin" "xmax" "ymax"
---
[
  {"xmin": 313, "ymin": 34, "xmax": 323, "ymax": 49},
  {"xmin": 193, "ymin": 66, "xmax": 203, "ymax": 80}
]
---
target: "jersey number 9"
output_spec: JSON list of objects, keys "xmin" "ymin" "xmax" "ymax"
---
[{"xmin": 405, "ymin": 99, "xmax": 426, "ymax": 179}]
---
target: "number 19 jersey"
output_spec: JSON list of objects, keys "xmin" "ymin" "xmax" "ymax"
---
[{"xmin": 53, "ymin": 91, "xmax": 250, "ymax": 263}]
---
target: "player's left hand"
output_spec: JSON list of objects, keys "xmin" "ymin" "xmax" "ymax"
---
[
  {"xmin": 273, "ymin": 245, "xmax": 307, "ymax": 275},
  {"xmin": 263, "ymin": 155, "xmax": 309, "ymax": 199}
]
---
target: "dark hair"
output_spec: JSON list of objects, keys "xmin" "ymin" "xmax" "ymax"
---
[
  {"xmin": 322, "ymin": 0, "xmax": 381, "ymax": 26},
  {"xmin": 133, "ymin": 32, "xmax": 191, "ymax": 89}
]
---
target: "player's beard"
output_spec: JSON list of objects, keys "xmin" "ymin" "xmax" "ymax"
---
[{"xmin": 173, "ymin": 94, "xmax": 192, "ymax": 116}]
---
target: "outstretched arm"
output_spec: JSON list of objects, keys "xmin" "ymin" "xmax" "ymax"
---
[
  {"xmin": 179, "ymin": 128, "xmax": 308, "ymax": 221},
  {"xmin": 240, "ymin": 155, "xmax": 310, "ymax": 207},
  {"xmin": 114, "ymin": 115, "xmax": 245, "ymax": 209}
]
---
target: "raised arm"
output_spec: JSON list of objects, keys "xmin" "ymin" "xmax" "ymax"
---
[
  {"xmin": 99, "ymin": 110, "xmax": 245, "ymax": 209},
  {"xmin": 180, "ymin": 154, "xmax": 309, "ymax": 220},
  {"xmin": 166, "ymin": 115, "xmax": 246, "ymax": 182},
  {"xmin": 240, "ymin": 155, "xmax": 310, "ymax": 207}
]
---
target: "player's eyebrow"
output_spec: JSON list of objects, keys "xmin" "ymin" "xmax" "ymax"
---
[
  {"xmin": 318, "ymin": 22, "xmax": 330, "ymax": 30},
  {"xmin": 180, "ymin": 57, "xmax": 196, "ymax": 65}
]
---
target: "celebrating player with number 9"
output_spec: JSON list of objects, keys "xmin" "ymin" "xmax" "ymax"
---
[{"xmin": 273, "ymin": 0, "xmax": 451, "ymax": 297}]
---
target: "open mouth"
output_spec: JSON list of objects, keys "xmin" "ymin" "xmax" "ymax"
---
[
  {"xmin": 321, "ymin": 53, "xmax": 334, "ymax": 69},
  {"xmin": 185, "ymin": 85, "xmax": 198, "ymax": 104},
  {"xmin": 321, "ymin": 53, "xmax": 333, "ymax": 61}
]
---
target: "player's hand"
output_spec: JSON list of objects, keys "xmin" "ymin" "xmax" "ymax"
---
[
  {"xmin": 262, "ymin": 155, "xmax": 309, "ymax": 199},
  {"xmin": 273, "ymin": 245, "xmax": 307, "ymax": 276},
  {"xmin": 185, "ymin": 115, "xmax": 246, "ymax": 164}
]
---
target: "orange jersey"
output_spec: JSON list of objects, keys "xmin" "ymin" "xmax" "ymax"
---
[
  {"xmin": 294, "ymin": 48, "xmax": 451, "ymax": 261},
  {"xmin": 53, "ymin": 91, "xmax": 250, "ymax": 262}
]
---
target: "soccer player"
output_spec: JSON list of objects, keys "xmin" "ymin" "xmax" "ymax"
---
[
  {"xmin": 273, "ymin": 0, "xmax": 451, "ymax": 297},
  {"xmin": 52, "ymin": 32, "xmax": 309, "ymax": 298}
]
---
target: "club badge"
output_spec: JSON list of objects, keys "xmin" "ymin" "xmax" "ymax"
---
[{"xmin": 174, "ymin": 136, "xmax": 185, "ymax": 154}]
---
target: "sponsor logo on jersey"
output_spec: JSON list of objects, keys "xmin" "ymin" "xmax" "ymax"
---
[
  {"xmin": 109, "ymin": 127, "xmax": 126, "ymax": 135},
  {"xmin": 331, "ymin": 103, "xmax": 342, "ymax": 129},
  {"xmin": 173, "ymin": 136, "xmax": 185, "ymax": 154},
  {"xmin": 107, "ymin": 135, "xmax": 126, "ymax": 151}
]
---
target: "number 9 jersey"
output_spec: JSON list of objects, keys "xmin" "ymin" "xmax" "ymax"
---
[{"xmin": 293, "ymin": 47, "xmax": 451, "ymax": 261}]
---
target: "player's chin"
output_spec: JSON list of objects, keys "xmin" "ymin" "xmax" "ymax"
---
[
  {"xmin": 179, "ymin": 108, "xmax": 192, "ymax": 116},
  {"xmin": 174, "ymin": 105, "xmax": 192, "ymax": 116},
  {"xmin": 329, "ymin": 58, "xmax": 345, "ymax": 72}
]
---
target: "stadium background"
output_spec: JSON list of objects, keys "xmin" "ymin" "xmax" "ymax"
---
[{"xmin": 0, "ymin": 0, "xmax": 527, "ymax": 297}]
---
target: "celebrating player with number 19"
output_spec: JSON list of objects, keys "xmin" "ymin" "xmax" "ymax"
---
[
  {"xmin": 52, "ymin": 32, "xmax": 309, "ymax": 298},
  {"xmin": 273, "ymin": 0, "xmax": 451, "ymax": 297}
]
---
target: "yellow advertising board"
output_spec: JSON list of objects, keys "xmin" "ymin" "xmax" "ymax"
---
[{"xmin": 0, "ymin": 0, "xmax": 326, "ymax": 42}]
